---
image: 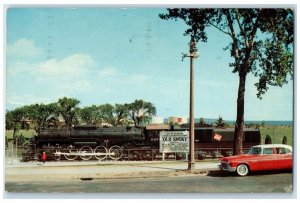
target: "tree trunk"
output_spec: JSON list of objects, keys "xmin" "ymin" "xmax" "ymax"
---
[
  {"xmin": 13, "ymin": 125, "xmax": 17, "ymax": 145},
  {"xmin": 233, "ymin": 71, "xmax": 247, "ymax": 155}
]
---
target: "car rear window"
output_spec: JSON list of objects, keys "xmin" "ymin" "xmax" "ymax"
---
[
  {"xmin": 263, "ymin": 148, "xmax": 274, "ymax": 154},
  {"xmin": 276, "ymin": 147, "xmax": 286, "ymax": 154}
]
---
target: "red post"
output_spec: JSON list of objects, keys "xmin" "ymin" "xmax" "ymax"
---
[{"xmin": 42, "ymin": 151, "xmax": 47, "ymax": 163}]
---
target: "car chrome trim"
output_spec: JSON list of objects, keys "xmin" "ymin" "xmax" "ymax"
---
[{"xmin": 219, "ymin": 162, "xmax": 236, "ymax": 172}]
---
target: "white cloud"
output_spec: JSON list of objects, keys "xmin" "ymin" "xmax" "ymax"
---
[
  {"xmin": 7, "ymin": 38, "xmax": 43, "ymax": 60},
  {"xmin": 59, "ymin": 80, "xmax": 92, "ymax": 93},
  {"xmin": 6, "ymin": 92, "xmax": 50, "ymax": 109},
  {"xmin": 6, "ymin": 92, "xmax": 25, "ymax": 107},
  {"xmin": 96, "ymin": 68, "xmax": 152, "ymax": 84},
  {"xmin": 97, "ymin": 67, "xmax": 118, "ymax": 78},
  {"xmin": 73, "ymin": 80, "xmax": 92, "ymax": 91},
  {"xmin": 38, "ymin": 53, "xmax": 94, "ymax": 77},
  {"xmin": 6, "ymin": 40, "xmax": 97, "ymax": 109},
  {"xmin": 130, "ymin": 74, "xmax": 146, "ymax": 83},
  {"xmin": 6, "ymin": 61, "xmax": 38, "ymax": 76},
  {"xmin": 6, "ymin": 39, "xmax": 44, "ymax": 76}
]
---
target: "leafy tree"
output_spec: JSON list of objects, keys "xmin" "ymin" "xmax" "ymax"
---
[
  {"xmin": 128, "ymin": 99, "xmax": 156, "ymax": 126},
  {"xmin": 199, "ymin": 118, "xmax": 206, "ymax": 126},
  {"xmin": 160, "ymin": 8, "xmax": 293, "ymax": 155},
  {"xmin": 5, "ymin": 110, "xmax": 14, "ymax": 130},
  {"xmin": 79, "ymin": 103, "xmax": 129, "ymax": 126},
  {"xmin": 57, "ymin": 97, "xmax": 80, "ymax": 127},
  {"xmin": 100, "ymin": 103, "xmax": 115, "ymax": 125},
  {"xmin": 28, "ymin": 103, "xmax": 59, "ymax": 132},
  {"xmin": 265, "ymin": 134, "xmax": 272, "ymax": 144},
  {"xmin": 114, "ymin": 103, "xmax": 129, "ymax": 126},
  {"xmin": 5, "ymin": 107, "xmax": 27, "ymax": 144},
  {"xmin": 79, "ymin": 105, "xmax": 103, "ymax": 125},
  {"xmin": 245, "ymin": 122, "xmax": 260, "ymax": 129},
  {"xmin": 214, "ymin": 116, "xmax": 228, "ymax": 128},
  {"xmin": 198, "ymin": 117, "xmax": 212, "ymax": 127},
  {"xmin": 254, "ymin": 124, "xmax": 260, "ymax": 129},
  {"xmin": 7, "ymin": 103, "xmax": 59, "ymax": 135}
]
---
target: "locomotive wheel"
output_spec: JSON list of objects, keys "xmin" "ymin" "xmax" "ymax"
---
[
  {"xmin": 63, "ymin": 146, "xmax": 78, "ymax": 161},
  {"xmin": 131, "ymin": 151, "xmax": 140, "ymax": 160},
  {"xmin": 197, "ymin": 153, "xmax": 205, "ymax": 160},
  {"xmin": 54, "ymin": 149, "xmax": 61, "ymax": 161},
  {"xmin": 79, "ymin": 146, "xmax": 93, "ymax": 161},
  {"xmin": 176, "ymin": 153, "xmax": 184, "ymax": 160},
  {"xmin": 94, "ymin": 146, "xmax": 108, "ymax": 160},
  {"xmin": 151, "ymin": 150, "xmax": 159, "ymax": 160},
  {"xmin": 109, "ymin": 145, "xmax": 123, "ymax": 160},
  {"xmin": 144, "ymin": 151, "xmax": 152, "ymax": 160}
]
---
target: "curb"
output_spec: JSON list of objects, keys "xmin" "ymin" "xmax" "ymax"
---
[{"xmin": 6, "ymin": 168, "xmax": 219, "ymax": 182}]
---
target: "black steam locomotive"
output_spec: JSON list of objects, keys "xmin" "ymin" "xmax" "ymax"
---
[{"xmin": 26, "ymin": 124, "xmax": 261, "ymax": 161}]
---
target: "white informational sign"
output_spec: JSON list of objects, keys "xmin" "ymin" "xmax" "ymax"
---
[{"xmin": 159, "ymin": 131, "xmax": 189, "ymax": 153}]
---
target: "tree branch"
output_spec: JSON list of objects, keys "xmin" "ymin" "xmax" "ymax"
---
[
  {"xmin": 249, "ymin": 9, "xmax": 263, "ymax": 48},
  {"xmin": 244, "ymin": 9, "xmax": 263, "ymax": 62},
  {"xmin": 224, "ymin": 9, "xmax": 241, "ymax": 70},
  {"xmin": 234, "ymin": 9, "xmax": 249, "ymax": 47},
  {"xmin": 206, "ymin": 19, "xmax": 231, "ymax": 36}
]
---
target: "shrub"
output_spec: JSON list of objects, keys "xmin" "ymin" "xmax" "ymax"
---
[
  {"xmin": 265, "ymin": 135, "xmax": 272, "ymax": 144},
  {"xmin": 282, "ymin": 136, "xmax": 287, "ymax": 144}
]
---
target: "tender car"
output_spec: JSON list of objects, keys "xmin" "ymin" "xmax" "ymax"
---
[{"xmin": 219, "ymin": 144, "xmax": 292, "ymax": 176}]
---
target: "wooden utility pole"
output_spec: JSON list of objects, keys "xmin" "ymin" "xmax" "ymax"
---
[{"xmin": 187, "ymin": 38, "xmax": 198, "ymax": 173}]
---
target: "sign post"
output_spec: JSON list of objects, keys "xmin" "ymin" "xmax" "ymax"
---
[{"xmin": 159, "ymin": 131, "xmax": 189, "ymax": 160}]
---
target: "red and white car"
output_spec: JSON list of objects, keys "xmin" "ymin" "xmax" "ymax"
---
[{"xmin": 219, "ymin": 144, "xmax": 293, "ymax": 176}]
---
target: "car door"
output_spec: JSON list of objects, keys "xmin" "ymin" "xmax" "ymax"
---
[
  {"xmin": 261, "ymin": 147, "xmax": 277, "ymax": 170},
  {"xmin": 275, "ymin": 147, "xmax": 293, "ymax": 170},
  {"xmin": 248, "ymin": 147, "xmax": 263, "ymax": 171}
]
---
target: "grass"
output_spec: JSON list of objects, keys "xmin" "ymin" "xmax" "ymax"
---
[
  {"xmin": 259, "ymin": 126, "xmax": 293, "ymax": 146},
  {"xmin": 5, "ymin": 129, "xmax": 36, "ymax": 140}
]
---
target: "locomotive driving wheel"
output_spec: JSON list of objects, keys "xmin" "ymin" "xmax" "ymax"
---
[
  {"xmin": 109, "ymin": 145, "xmax": 123, "ymax": 160},
  {"xmin": 94, "ymin": 146, "xmax": 108, "ymax": 160},
  {"xmin": 79, "ymin": 146, "xmax": 93, "ymax": 161},
  {"xmin": 63, "ymin": 146, "xmax": 78, "ymax": 161}
]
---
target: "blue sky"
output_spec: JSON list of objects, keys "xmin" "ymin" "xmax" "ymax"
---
[{"xmin": 5, "ymin": 7, "xmax": 294, "ymax": 121}]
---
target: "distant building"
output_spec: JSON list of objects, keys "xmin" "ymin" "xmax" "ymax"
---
[
  {"xmin": 150, "ymin": 117, "xmax": 164, "ymax": 124},
  {"xmin": 168, "ymin": 116, "xmax": 187, "ymax": 125}
]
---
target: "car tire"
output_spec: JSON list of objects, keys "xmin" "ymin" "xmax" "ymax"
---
[{"xmin": 236, "ymin": 164, "xmax": 249, "ymax": 176}]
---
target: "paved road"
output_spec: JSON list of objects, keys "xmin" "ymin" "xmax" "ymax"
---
[
  {"xmin": 5, "ymin": 161, "xmax": 293, "ymax": 197},
  {"xmin": 5, "ymin": 172, "xmax": 293, "ymax": 196},
  {"xmin": 4, "ymin": 160, "xmax": 294, "ymax": 197}
]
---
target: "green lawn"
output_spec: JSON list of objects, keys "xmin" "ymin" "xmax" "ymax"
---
[
  {"xmin": 259, "ymin": 126, "xmax": 293, "ymax": 146},
  {"xmin": 5, "ymin": 129, "xmax": 36, "ymax": 140}
]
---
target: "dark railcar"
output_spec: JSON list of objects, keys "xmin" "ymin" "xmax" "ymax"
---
[
  {"xmin": 145, "ymin": 126, "xmax": 260, "ymax": 148},
  {"xmin": 196, "ymin": 128, "xmax": 261, "ymax": 157},
  {"xmin": 194, "ymin": 128, "xmax": 261, "ymax": 148},
  {"xmin": 144, "ymin": 126, "xmax": 261, "ymax": 158}
]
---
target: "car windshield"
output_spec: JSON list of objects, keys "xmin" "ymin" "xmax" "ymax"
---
[{"xmin": 247, "ymin": 147, "xmax": 262, "ymax": 155}]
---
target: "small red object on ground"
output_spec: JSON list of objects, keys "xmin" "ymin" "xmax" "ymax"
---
[{"xmin": 42, "ymin": 152, "xmax": 47, "ymax": 162}]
